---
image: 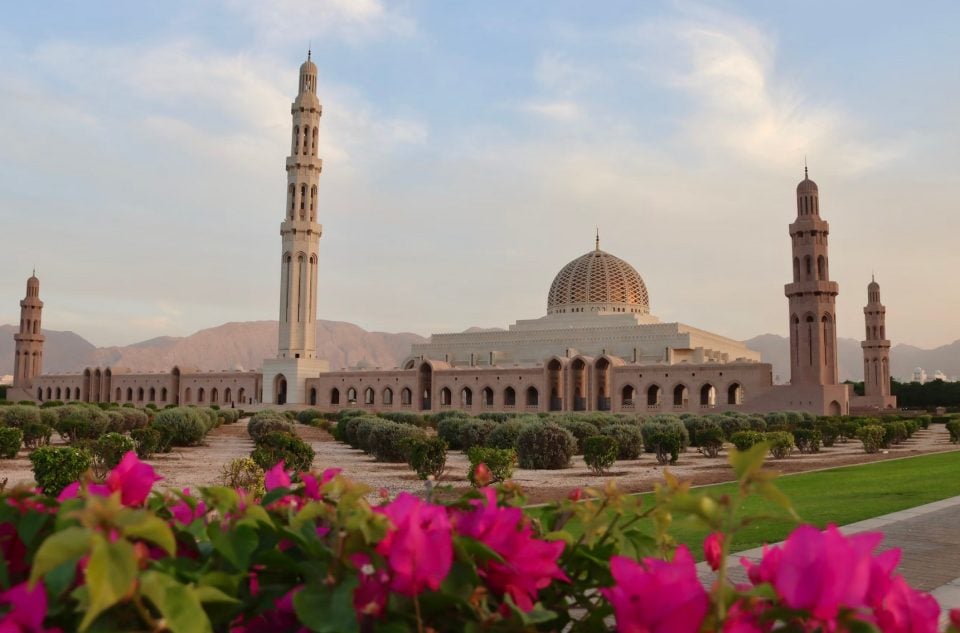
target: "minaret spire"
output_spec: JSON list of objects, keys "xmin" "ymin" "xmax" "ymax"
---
[
  {"xmin": 595, "ymin": 227, "xmax": 599, "ymax": 251},
  {"xmin": 13, "ymin": 273, "xmax": 45, "ymax": 390}
]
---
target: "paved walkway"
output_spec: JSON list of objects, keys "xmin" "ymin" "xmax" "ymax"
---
[{"xmin": 697, "ymin": 495, "xmax": 960, "ymax": 621}]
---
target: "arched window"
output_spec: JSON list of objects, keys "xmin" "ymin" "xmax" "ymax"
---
[
  {"xmin": 211, "ymin": 388, "xmax": 219, "ymax": 403},
  {"xmin": 44, "ymin": 387, "xmax": 51, "ymax": 400},
  {"xmin": 806, "ymin": 315, "xmax": 816, "ymax": 365},
  {"xmin": 330, "ymin": 388, "xmax": 340, "ymax": 405},
  {"xmin": 482, "ymin": 387, "xmax": 494, "ymax": 406},
  {"xmin": 184, "ymin": 388, "xmax": 192, "ymax": 403},
  {"xmin": 37, "ymin": 387, "xmax": 42, "ymax": 400},
  {"xmin": 137, "ymin": 387, "xmax": 144, "ymax": 401},
  {"xmin": 55, "ymin": 387, "xmax": 61, "ymax": 400},
  {"xmin": 288, "ymin": 183, "xmax": 296, "ymax": 219},
  {"xmin": 347, "ymin": 387, "xmax": 357, "ymax": 402},
  {"xmin": 238, "ymin": 387, "xmax": 246, "ymax": 403},
  {"xmin": 293, "ymin": 124, "xmax": 300, "ymax": 154},
  {"xmin": 621, "ymin": 385, "xmax": 636, "ymax": 406},
  {"xmin": 127, "ymin": 387, "xmax": 134, "ymax": 401},
  {"xmin": 148, "ymin": 387, "xmax": 156, "ymax": 401},
  {"xmin": 312, "ymin": 126, "xmax": 318, "ymax": 156},
  {"xmin": 300, "ymin": 184, "xmax": 307, "ymax": 216},
  {"xmin": 115, "ymin": 387, "xmax": 122, "ymax": 401},
  {"xmin": 525, "ymin": 386, "xmax": 539, "ymax": 407},
  {"xmin": 161, "ymin": 387, "xmax": 168, "ymax": 402},
  {"xmin": 672, "ymin": 385, "xmax": 688, "ymax": 407},
  {"xmin": 198, "ymin": 387, "xmax": 205, "ymax": 403},
  {"xmin": 699, "ymin": 384, "xmax": 716, "ymax": 406},
  {"xmin": 401, "ymin": 388, "xmax": 412, "ymax": 405},
  {"xmin": 647, "ymin": 384, "xmax": 661, "ymax": 406},
  {"xmin": 817, "ymin": 255, "xmax": 826, "ymax": 280},
  {"xmin": 383, "ymin": 388, "xmax": 393, "ymax": 405},
  {"xmin": 727, "ymin": 383, "xmax": 743, "ymax": 405},
  {"xmin": 792, "ymin": 257, "xmax": 800, "ymax": 282},
  {"xmin": 310, "ymin": 185, "xmax": 317, "ymax": 220},
  {"xmin": 804, "ymin": 255, "xmax": 812, "ymax": 279},
  {"xmin": 460, "ymin": 387, "xmax": 473, "ymax": 407},
  {"xmin": 303, "ymin": 126, "xmax": 310, "ymax": 155},
  {"xmin": 440, "ymin": 387, "xmax": 452, "ymax": 406},
  {"xmin": 364, "ymin": 387, "xmax": 375, "ymax": 405},
  {"xmin": 33, "ymin": 320, "xmax": 38, "ymax": 334},
  {"xmin": 504, "ymin": 387, "xmax": 516, "ymax": 407}
]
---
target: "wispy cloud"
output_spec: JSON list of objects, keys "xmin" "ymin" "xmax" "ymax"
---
[{"xmin": 520, "ymin": 100, "xmax": 582, "ymax": 122}]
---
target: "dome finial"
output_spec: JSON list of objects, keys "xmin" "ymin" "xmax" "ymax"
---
[
  {"xmin": 595, "ymin": 227, "xmax": 599, "ymax": 251},
  {"xmin": 804, "ymin": 155, "xmax": 808, "ymax": 180},
  {"xmin": 307, "ymin": 41, "xmax": 311, "ymax": 61}
]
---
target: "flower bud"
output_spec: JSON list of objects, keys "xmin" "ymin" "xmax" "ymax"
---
[
  {"xmin": 568, "ymin": 488, "xmax": 583, "ymax": 502},
  {"xmin": 473, "ymin": 463, "xmax": 493, "ymax": 487}
]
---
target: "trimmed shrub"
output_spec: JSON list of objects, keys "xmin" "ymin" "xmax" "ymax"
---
[
  {"xmin": 459, "ymin": 419, "xmax": 498, "ymax": 451},
  {"xmin": 340, "ymin": 416, "xmax": 368, "ymax": 448},
  {"xmin": 730, "ymin": 431, "xmax": 766, "ymax": 452},
  {"xmin": 641, "ymin": 419, "xmax": 689, "ymax": 453},
  {"xmin": 476, "ymin": 412, "xmax": 512, "ymax": 423},
  {"xmin": 839, "ymin": 420, "xmax": 861, "ymax": 443},
  {"xmin": 40, "ymin": 400, "xmax": 64, "ymax": 408},
  {"xmin": 792, "ymin": 429, "xmax": 822, "ymax": 454},
  {"xmin": 914, "ymin": 415, "xmax": 931, "ymax": 430},
  {"xmin": 681, "ymin": 417, "xmax": 711, "ymax": 446},
  {"xmin": 21, "ymin": 422, "xmax": 52, "ymax": 450},
  {"xmin": 516, "ymin": 424, "xmax": 576, "ymax": 470},
  {"xmin": 337, "ymin": 409, "xmax": 365, "ymax": 422},
  {"xmin": 356, "ymin": 418, "xmax": 389, "ymax": 453},
  {"xmin": 296, "ymin": 409, "xmax": 325, "ymax": 425},
  {"xmin": 379, "ymin": 411, "xmax": 426, "ymax": 427},
  {"xmin": 218, "ymin": 409, "xmax": 241, "ymax": 425},
  {"xmin": 765, "ymin": 431, "xmax": 794, "ymax": 459},
  {"xmin": 882, "ymin": 422, "xmax": 908, "ymax": 446},
  {"xmin": 29, "ymin": 446, "xmax": 91, "ymax": 495},
  {"xmin": 858, "ymin": 425, "xmax": 886, "ymax": 454},
  {"xmin": 764, "ymin": 412, "xmax": 789, "ymax": 431},
  {"xmin": 406, "ymin": 437, "xmax": 448, "ymax": 480},
  {"xmin": 429, "ymin": 410, "xmax": 470, "ymax": 425},
  {"xmin": 105, "ymin": 410, "xmax": 128, "ymax": 434},
  {"xmin": 130, "ymin": 427, "xmax": 161, "ymax": 459},
  {"xmin": 153, "ymin": 407, "xmax": 209, "ymax": 447},
  {"xmin": 92, "ymin": 432, "xmax": 136, "ymax": 477},
  {"xmin": 583, "ymin": 436, "xmax": 618, "ymax": 475},
  {"xmin": 0, "ymin": 405, "xmax": 41, "ymax": 429},
  {"xmin": 0, "ymin": 427, "xmax": 23, "ymax": 458},
  {"xmin": 248, "ymin": 414, "xmax": 295, "ymax": 444},
  {"xmin": 718, "ymin": 416, "xmax": 750, "ymax": 441},
  {"xmin": 466, "ymin": 447, "xmax": 516, "ymax": 485},
  {"xmin": 697, "ymin": 426, "xmax": 725, "ymax": 458},
  {"xmin": 945, "ymin": 420, "xmax": 960, "ymax": 444},
  {"xmin": 645, "ymin": 426, "xmax": 681, "ymax": 465},
  {"xmin": 311, "ymin": 418, "xmax": 333, "ymax": 432},
  {"xmin": 554, "ymin": 419, "xmax": 601, "ymax": 453},
  {"xmin": 251, "ymin": 431, "xmax": 315, "ymax": 473},
  {"xmin": 55, "ymin": 408, "xmax": 109, "ymax": 443},
  {"xmin": 369, "ymin": 423, "xmax": 427, "ymax": 463},
  {"xmin": 601, "ymin": 424, "xmax": 644, "ymax": 460},
  {"xmin": 746, "ymin": 416, "xmax": 768, "ymax": 432},
  {"xmin": 486, "ymin": 419, "xmax": 533, "ymax": 450},
  {"xmin": 437, "ymin": 418, "xmax": 468, "ymax": 450},
  {"xmin": 120, "ymin": 408, "xmax": 150, "ymax": 431},
  {"xmin": 219, "ymin": 457, "xmax": 265, "ymax": 497},
  {"xmin": 815, "ymin": 419, "xmax": 840, "ymax": 447}
]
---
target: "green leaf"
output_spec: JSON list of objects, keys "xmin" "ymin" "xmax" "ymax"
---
[
  {"xmin": 140, "ymin": 571, "xmax": 213, "ymax": 633},
  {"xmin": 209, "ymin": 523, "xmax": 258, "ymax": 571},
  {"xmin": 454, "ymin": 535, "xmax": 505, "ymax": 564},
  {"xmin": 80, "ymin": 535, "xmax": 138, "ymax": 631},
  {"xmin": 120, "ymin": 512, "xmax": 176, "ymax": 556},
  {"xmin": 503, "ymin": 595, "xmax": 557, "ymax": 625},
  {"xmin": 729, "ymin": 442, "xmax": 769, "ymax": 480},
  {"xmin": 193, "ymin": 585, "xmax": 239, "ymax": 605},
  {"xmin": 29, "ymin": 526, "xmax": 92, "ymax": 586},
  {"xmin": 293, "ymin": 579, "xmax": 359, "ymax": 633}
]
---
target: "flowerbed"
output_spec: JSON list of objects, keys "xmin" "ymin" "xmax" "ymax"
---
[{"xmin": 0, "ymin": 445, "xmax": 958, "ymax": 632}]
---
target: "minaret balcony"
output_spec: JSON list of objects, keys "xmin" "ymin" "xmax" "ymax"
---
[
  {"xmin": 784, "ymin": 280, "xmax": 839, "ymax": 297},
  {"xmin": 286, "ymin": 156, "xmax": 323, "ymax": 171}
]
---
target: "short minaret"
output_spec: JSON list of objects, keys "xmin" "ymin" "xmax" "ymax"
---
[
  {"xmin": 261, "ymin": 52, "xmax": 330, "ymax": 406},
  {"xmin": 859, "ymin": 277, "xmax": 896, "ymax": 409},
  {"xmin": 13, "ymin": 273, "xmax": 45, "ymax": 389},
  {"xmin": 783, "ymin": 168, "xmax": 849, "ymax": 415}
]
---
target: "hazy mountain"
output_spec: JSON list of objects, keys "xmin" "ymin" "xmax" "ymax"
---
[{"xmin": 1, "ymin": 321, "xmax": 426, "ymax": 375}]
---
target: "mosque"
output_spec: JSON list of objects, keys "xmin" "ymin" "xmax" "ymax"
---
[{"xmin": 8, "ymin": 55, "xmax": 895, "ymax": 415}]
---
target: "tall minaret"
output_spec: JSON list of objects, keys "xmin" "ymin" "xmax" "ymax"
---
[
  {"xmin": 13, "ymin": 273, "xmax": 44, "ymax": 389},
  {"xmin": 861, "ymin": 277, "xmax": 893, "ymax": 403},
  {"xmin": 785, "ymin": 167, "xmax": 840, "ymax": 386},
  {"xmin": 278, "ymin": 50, "xmax": 322, "ymax": 360}
]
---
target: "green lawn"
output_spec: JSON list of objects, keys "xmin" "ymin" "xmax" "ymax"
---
[{"xmin": 541, "ymin": 450, "xmax": 960, "ymax": 556}]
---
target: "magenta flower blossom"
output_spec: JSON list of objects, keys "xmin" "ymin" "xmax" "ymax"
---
[
  {"xmin": 0, "ymin": 581, "xmax": 61, "ymax": 633},
  {"xmin": 704, "ymin": 532, "xmax": 724, "ymax": 572},
  {"xmin": 56, "ymin": 481, "xmax": 109, "ymax": 503},
  {"xmin": 350, "ymin": 553, "xmax": 391, "ymax": 619},
  {"xmin": 105, "ymin": 452, "xmax": 162, "ymax": 506},
  {"xmin": 264, "ymin": 462, "xmax": 291, "ymax": 492},
  {"xmin": 454, "ymin": 488, "xmax": 567, "ymax": 612},
  {"xmin": 601, "ymin": 546, "xmax": 708, "ymax": 633},
  {"xmin": 170, "ymin": 488, "xmax": 207, "ymax": 525},
  {"xmin": 299, "ymin": 468, "xmax": 340, "ymax": 500},
  {"xmin": 874, "ymin": 575, "xmax": 940, "ymax": 633},
  {"xmin": 375, "ymin": 493, "xmax": 452, "ymax": 596},
  {"xmin": 229, "ymin": 587, "xmax": 307, "ymax": 633}
]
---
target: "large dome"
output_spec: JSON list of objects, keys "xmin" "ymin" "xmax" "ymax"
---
[{"xmin": 547, "ymin": 247, "xmax": 650, "ymax": 315}]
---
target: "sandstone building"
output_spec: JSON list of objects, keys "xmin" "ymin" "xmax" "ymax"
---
[{"xmin": 7, "ymin": 55, "xmax": 895, "ymax": 415}]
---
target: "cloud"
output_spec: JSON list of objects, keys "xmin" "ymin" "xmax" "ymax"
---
[{"xmin": 520, "ymin": 100, "xmax": 582, "ymax": 122}]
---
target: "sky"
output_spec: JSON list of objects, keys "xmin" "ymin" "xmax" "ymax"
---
[{"xmin": 1, "ymin": 1, "xmax": 958, "ymax": 349}]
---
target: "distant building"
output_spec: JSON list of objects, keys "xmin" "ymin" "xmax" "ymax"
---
[{"xmin": 912, "ymin": 367, "xmax": 928, "ymax": 384}]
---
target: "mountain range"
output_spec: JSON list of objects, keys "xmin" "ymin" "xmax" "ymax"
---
[{"xmin": 2, "ymin": 321, "xmax": 958, "ymax": 382}]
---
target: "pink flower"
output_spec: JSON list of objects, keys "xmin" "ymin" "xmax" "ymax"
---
[
  {"xmin": 229, "ymin": 587, "xmax": 307, "ymax": 633},
  {"xmin": 0, "ymin": 581, "xmax": 61, "ymax": 633},
  {"xmin": 170, "ymin": 488, "xmax": 207, "ymax": 525},
  {"xmin": 472, "ymin": 463, "xmax": 493, "ymax": 487},
  {"xmin": 350, "ymin": 553, "xmax": 390, "ymax": 619},
  {"xmin": 454, "ymin": 488, "xmax": 567, "ymax": 612},
  {"xmin": 375, "ymin": 493, "xmax": 452, "ymax": 596},
  {"xmin": 704, "ymin": 532, "xmax": 724, "ymax": 571},
  {"xmin": 55, "ymin": 481, "xmax": 109, "ymax": 503},
  {"xmin": 264, "ymin": 462, "xmax": 291, "ymax": 492},
  {"xmin": 299, "ymin": 468, "xmax": 340, "ymax": 500},
  {"xmin": 600, "ymin": 546, "xmax": 708, "ymax": 633},
  {"xmin": 874, "ymin": 575, "xmax": 940, "ymax": 633},
  {"xmin": 722, "ymin": 600, "xmax": 769, "ymax": 633},
  {"xmin": 105, "ymin": 452, "xmax": 162, "ymax": 506},
  {"xmin": 0, "ymin": 524, "xmax": 28, "ymax": 581},
  {"xmin": 950, "ymin": 608, "xmax": 960, "ymax": 628}
]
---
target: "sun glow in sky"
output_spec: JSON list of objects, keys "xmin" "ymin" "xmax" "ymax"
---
[{"xmin": 1, "ymin": 1, "xmax": 958, "ymax": 348}]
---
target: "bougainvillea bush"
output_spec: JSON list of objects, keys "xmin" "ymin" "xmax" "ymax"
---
[{"xmin": 1, "ymin": 446, "xmax": 958, "ymax": 632}]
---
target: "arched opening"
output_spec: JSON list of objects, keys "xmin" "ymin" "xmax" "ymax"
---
[
  {"xmin": 330, "ymin": 388, "xmax": 340, "ymax": 405},
  {"xmin": 161, "ymin": 387, "xmax": 168, "ymax": 402},
  {"xmin": 547, "ymin": 359, "xmax": 563, "ymax": 411},
  {"xmin": 595, "ymin": 358, "xmax": 611, "ymax": 411},
  {"xmin": 727, "ymin": 383, "xmax": 743, "ymax": 405},
  {"xmin": 504, "ymin": 386, "xmax": 516, "ymax": 407},
  {"xmin": 418, "ymin": 363, "xmax": 433, "ymax": 411},
  {"xmin": 401, "ymin": 387, "xmax": 412, "ymax": 406},
  {"xmin": 822, "ymin": 313, "xmax": 835, "ymax": 382},
  {"xmin": 440, "ymin": 387, "xmax": 452, "ymax": 406},
  {"xmin": 482, "ymin": 387, "xmax": 494, "ymax": 407},
  {"xmin": 197, "ymin": 387, "xmax": 205, "ymax": 403},
  {"xmin": 672, "ymin": 384, "xmax": 689, "ymax": 407},
  {"xmin": 572, "ymin": 358, "xmax": 587, "ymax": 411},
  {"xmin": 115, "ymin": 387, "xmax": 122, "ymax": 401},
  {"xmin": 148, "ymin": 387, "xmax": 156, "ymax": 402},
  {"xmin": 460, "ymin": 387, "xmax": 473, "ymax": 408},
  {"xmin": 274, "ymin": 375, "xmax": 287, "ymax": 406},
  {"xmin": 621, "ymin": 384, "xmax": 636, "ymax": 407},
  {"xmin": 647, "ymin": 384, "xmax": 662, "ymax": 407},
  {"xmin": 699, "ymin": 384, "xmax": 716, "ymax": 407},
  {"xmin": 383, "ymin": 387, "xmax": 393, "ymax": 405},
  {"xmin": 184, "ymin": 387, "xmax": 192, "ymax": 403},
  {"xmin": 525, "ymin": 386, "xmax": 539, "ymax": 407},
  {"xmin": 347, "ymin": 387, "xmax": 357, "ymax": 403},
  {"xmin": 211, "ymin": 388, "xmax": 219, "ymax": 404},
  {"xmin": 73, "ymin": 387, "xmax": 80, "ymax": 400},
  {"xmin": 55, "ymin": 387, "xmax": 62, "ymax": 400},
  {"xmin": 817, "ymin": 255, "xmax": 826, "ymax": 280},
  {"xmin": 238, "ymin": 387, "xmax": 246, "ymax": 404},
  {"xmin": 224, "ymin": 388, "xmax": 232, "ymax": 404},
  {"xmin": 806, "ymin": 315, "xmax": 816, "ymax": 366},
  {"xmin": 828, "ymin": 400, "xmax": 842, "ymax": 416},
  {"xmin": 792, "ymin": 257, "xmax": 800, "ymax": 282},
  {"xmin": 126, "ymin": 387, "xmax": 134, "ymax": 402},
  {"xmin": 137, "ymin": 387, "xmax": 144, "ymax": 402},
  {"xmin": 309, "ymin": 387, "xmax": 317, "ymax": 406},
  {"xmin": 804, "ymin": 255, "xmax": 812, "ymax": 280},
  {"xmin": 37, "ymin": 387, "xmax": 42, "ymax": 400},
  {"xmin": 364, "ymin": 387, "xmax": 375, "ymax": 405}
]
